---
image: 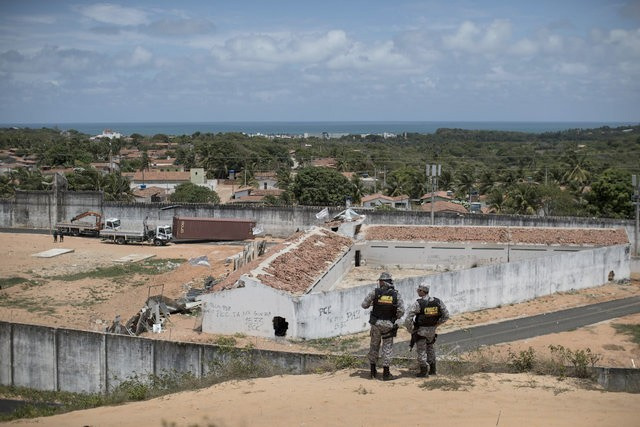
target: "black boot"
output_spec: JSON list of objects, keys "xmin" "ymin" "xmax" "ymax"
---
[
  {"xmin": 370, "ymin": 364, "xmax": 377, "ymax": 379},
  {"xmin": 416, "ymin": 365, "xmax": 429, "ymax": 378},
  {"xmin": 429, "ymin": 361, "xmax": 437, "ymax": 376},
  {"xmin": 382, "ymin": 366, "xmax": 393, "ymax": 381}
]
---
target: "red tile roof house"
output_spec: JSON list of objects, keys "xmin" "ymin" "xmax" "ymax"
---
[
  {"xmin": 361, "ymin": 193, "xmax": 411, "ymax": 210},
  {"xmin": 132, "ymin": 186, "xmax": 169, "ymax": 203},
  {"xmin": 421, "ymin": 200, "xmax": 469, "ymax": 214},
  {"xmin": 229, "ymin": 188, "xmax": 285, "ymax": 204},
  {"xmin": 254, "ymin": 171, "xmax": 279, "ymax": 190},
  {"xmin": 419, "ymin": 190, "xmax": 454, "ymax": 203},
  {"xmin": 126, "ymin": 170, "xmax": 192, "ymax": 193}
]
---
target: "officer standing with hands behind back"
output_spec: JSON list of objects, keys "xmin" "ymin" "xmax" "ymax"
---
[
  {"xmin": 361, "ymin": 272, "xmax": 404, "ymax": 380},
  {"xmin": 405, "ymin": 282, "xmax": 449, "ymax": 377}
]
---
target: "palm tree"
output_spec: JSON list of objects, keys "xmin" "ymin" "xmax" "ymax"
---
[
  {"xmin": 487, "ymin": 189, "xmax": 506, "ymax": 213},
  {"xmin": 477, "ymin": 168, "xmax": 496, "ymax": 195},
  {"xmin": 455, "ymin": 166, "xmax": 477, "ymax": 203},
  {"xmin": 505, "ymin": 183, "xmax": 541, "ymax": 215},
  {"xmin": 103, "ymin": 173, "xmax": 134, "ymax": 202}
]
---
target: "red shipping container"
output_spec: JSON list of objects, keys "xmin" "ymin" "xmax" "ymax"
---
[{"xmin": 172, "ymin": 216, "xmax": 256, "ymax": 242}]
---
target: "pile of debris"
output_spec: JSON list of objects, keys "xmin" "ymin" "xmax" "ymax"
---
[{"xmin": 106, "ymin": 275, "xmax": 224, "ymax": 336}]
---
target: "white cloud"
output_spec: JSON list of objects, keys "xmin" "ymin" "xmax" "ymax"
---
[
  {"xmin": 144, "ymin": 18, "xmax": 215, "ymax": 36},
  {"xmin": 509, "ymin": 38, "xmax": 538, "ymax": 56},
  {"xmin": 479, "ymin": 19, "xmax": 511, "ymax": 51},
  {"xmin": 129, "ymin": 46, "xmax": 152, "ymax": 66},
  {"xmin": 443, "ymin": 21, "xmax": 480, "ymax": 51},
  {"xmin": 556, "ymin": 62, "xmax": 589, "ymax": 75},
  {"xmin": 79, "ymin": 3, "xmax": 148, "ymax": 26},
  {"xmin": 325, "ymin": 40, "xmax": 412, "ymax": 71},
  {"xmin": 211, "ymin": 30, "xmax": 349, "ymax": 65},
  {"xmin": 15, "ymin": 14, "xmax": 57, "ymax": 25},
  {"xmin": 604, "ymin": 28, "xmax": 640, "ymax": 55},
  {"xmin": 443, "ymin": 19, "xmax": 512, "ymax": 54}
]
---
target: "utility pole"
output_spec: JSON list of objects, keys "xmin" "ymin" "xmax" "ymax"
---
[
  {"xmin": 374, "ymin": 166, "xmax": 377, "ymax": 193},
  {"xmin": 633, "ymin": 175, "xmax": 639, "ymax": 256},
  {"xmin": 426, "ymin": 163, "xmax": 441, "ymax": 225}
]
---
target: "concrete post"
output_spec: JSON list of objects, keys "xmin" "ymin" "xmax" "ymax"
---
[{"xmin": 633, "ymin": 175, "xmax": 639, "ymax": 256}]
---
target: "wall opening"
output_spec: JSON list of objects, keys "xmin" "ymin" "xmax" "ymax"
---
[
  {"xmin": 272, "ymin": 316, "xmax": 288, "ymax": 337},
  {"xmin": 355, "ymin": 250, "xmax": 361, "ymax": 267}
]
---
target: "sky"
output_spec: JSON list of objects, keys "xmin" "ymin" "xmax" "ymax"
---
[{"xmin": 0, "ymin": 0, "xmax": 639, "ymax": 123}]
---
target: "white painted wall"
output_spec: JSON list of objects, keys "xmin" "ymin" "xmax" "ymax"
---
[
  {"xmin": 200, "ymin": 244, "xmax": 630, "ymax": 340},
  {"xmin": 200, "ymin": 277, "xmax": 297, "ymax": 338},
  {"xmin": 362, "ymin": 240, "xmax": 586, "ymax": 269}
]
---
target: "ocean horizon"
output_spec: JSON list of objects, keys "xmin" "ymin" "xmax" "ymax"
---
[{"xmin": 2, "ymin": 120, "xmax": 637, "ymax": 137}]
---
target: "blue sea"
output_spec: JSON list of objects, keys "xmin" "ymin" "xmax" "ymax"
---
[{"xmin": 3, "ymin": 121, "xmax": 637, "ymax": 137}]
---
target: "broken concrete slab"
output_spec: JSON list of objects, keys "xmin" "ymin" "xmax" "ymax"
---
[
  {"xmin": 31, "ymin": 248, "xmax": 75, "ymax": 258},
  {"xmin": 114, "ymin": 254, "xmax": 156, "ymax": 263}
]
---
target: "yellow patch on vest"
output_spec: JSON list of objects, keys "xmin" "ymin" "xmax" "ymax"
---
[
  {"xmin": 424, "ymin": 306, "xmax": 439, "ymax": 316},
  {"xmin": 378, "ymin": 295, "xmax": 394, "ymax": 304}
]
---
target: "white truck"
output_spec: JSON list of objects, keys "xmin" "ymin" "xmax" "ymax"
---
[{"xmin": 99, "ymin": 218, "xmax": 172, "ymax": 246}]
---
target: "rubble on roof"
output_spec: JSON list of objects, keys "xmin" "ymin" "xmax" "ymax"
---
[{"xmin": 364, "ymin": 225, "xmax": 629, "ymax": 246}]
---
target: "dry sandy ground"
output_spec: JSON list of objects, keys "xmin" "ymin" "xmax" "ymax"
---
[
  {"xmin": 6, "ymin": 370, "xmax": 640, "ymax": 427},
  {"xmin": 1, "ymin": 233, "xmax": 639, "ymax": 426}
]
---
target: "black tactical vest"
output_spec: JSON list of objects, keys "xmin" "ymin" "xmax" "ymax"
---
[
  {"xmin": 371, "ymin": 287, "xmax": 399, "ymax": 321},
  {"xmin": 414, "ymin": 297, "xmax": 442, "ymax": 327}
]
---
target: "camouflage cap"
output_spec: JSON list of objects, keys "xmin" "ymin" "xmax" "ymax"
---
[
  {"xmin": 417, "ymin": 283, "xmax": 430, "ymax": 293},
  {"xmin": 378, "ymin": 271, "xmax": 393, "ymax": 282}
]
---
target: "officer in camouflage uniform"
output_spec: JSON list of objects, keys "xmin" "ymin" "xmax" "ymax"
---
[
  {"xmin": 404, "ymin": 282, "xmax": 449, "ymax": 377},
  {"xmin": 361, "ymin": 272, "xmax": 404, "ymax": 380}
]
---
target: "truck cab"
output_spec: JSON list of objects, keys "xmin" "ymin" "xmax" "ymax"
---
[
  {"xmin": 104, "ymin": 218, "xmax": 121, "ymax": 230},
  {"xmin": 154, "ymin": 225, "xmax": 173, "ymax": 244}
]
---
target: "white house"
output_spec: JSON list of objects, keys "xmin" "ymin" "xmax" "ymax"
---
[
  {"xmin": 90, "ymin": 129, "xmax": 122, "ymax": 140},
  {"xmin": 361, "ymin": 193, "xmax": 411, "ymax": 210}
]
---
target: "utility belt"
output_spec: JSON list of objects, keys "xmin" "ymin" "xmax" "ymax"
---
[{"xmin": 369, "ymin": 313, "xmax": 396, "ymax": 326}]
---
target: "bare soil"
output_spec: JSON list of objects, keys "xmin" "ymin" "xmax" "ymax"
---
[
  {"xmin": 1, "ymin": 232, "xmax": 638, "ymax": 365},
  {"xmin": 1, "ymin": 232, "xmax": 639, "ymax": 426}
]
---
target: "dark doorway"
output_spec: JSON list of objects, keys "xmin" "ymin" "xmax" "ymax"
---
[{"xmin": 272, "ymin": 316, "xmax": 289, "ymax": 337}]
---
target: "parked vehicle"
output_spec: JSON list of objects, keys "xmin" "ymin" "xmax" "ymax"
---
[
  {"xmin": 99, "ymin": 220, "xmax": 172, "ymax": 246},
  {"xmin": 55, "ymin": 211, "xmax": 119, "ymax": 237},
  {"xmin": 172, "ymin": 216, "xmax": 257, "ymax": 242}
]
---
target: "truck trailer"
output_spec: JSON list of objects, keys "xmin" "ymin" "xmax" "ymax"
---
[
  {"xmin": 172, "ymin": 216, "xmax": 256, "ymax": 242},
  {"xmin": 99, "ymin": 220, "xmax": 172, "ymax": 246}
]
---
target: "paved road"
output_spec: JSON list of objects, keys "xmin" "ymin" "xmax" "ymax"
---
[{"xmin": 390, "ymin": 295, "xmax": 640, "ymax": 357}]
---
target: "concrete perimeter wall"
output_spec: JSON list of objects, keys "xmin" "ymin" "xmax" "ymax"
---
[
  {"xmin": 0, "ymin": 321, "xmax": 324, "ymax": 394},
  {"xmin": 0, "ymin": 193, "xmax": 635, "ymax": 245},
  {"xmin": 361, "ymin": 241, "xmax": 586, "ymax": 269},
  {"xmin": 201, "ymin": 244, "xmax": 630, "ymax": 340}
]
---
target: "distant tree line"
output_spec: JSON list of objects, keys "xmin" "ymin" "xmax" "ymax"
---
[{"xmin": 0, "ymin": 125, "xmax": 638, "ymax": 218}]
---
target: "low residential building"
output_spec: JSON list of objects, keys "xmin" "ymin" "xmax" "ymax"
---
[
  {"xmin": 311, "ymin": 157, "xmax": 337, "ymax": 168},
  {"xmin": 230, "ymin": 187, "xmax": 285, "ymax": 204},
  {"xmin": 132, "ymin": 186, "xmax": 169, "ymax": 203},
  {"xmin": 421, "ymin": 200, "xmax": 468, "ymax": 215},
  {"xmin": 126, "ymin": 170, "xmax": 191, "ymax": 192},
  {"xmin": 90, "ymin": 129, "xmax": 122, "ymax": 140},
  {"xmin": 420, "ymin": 190, "xmax": 453, "ymax": 203},
  {"xmin": 255, "ymin": 171, "xmax": 279, "ymax": 190},
  {"xmin": 361, "ymin": 193, "xmax": 411, "ymax": 210}
]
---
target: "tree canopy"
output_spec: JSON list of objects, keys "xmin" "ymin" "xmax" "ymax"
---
[
  {"xmin": 169, "ymin": 182, "xmax": 220, "ymax": 204},
  {"xmin": 291, "ymin": 167, "xmax": 354, "ymax": 206}
]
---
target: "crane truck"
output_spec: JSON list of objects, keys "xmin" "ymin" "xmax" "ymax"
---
[{"xmin": 55, "ymin": 211, "xmax": 119, "ymax": 237}]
